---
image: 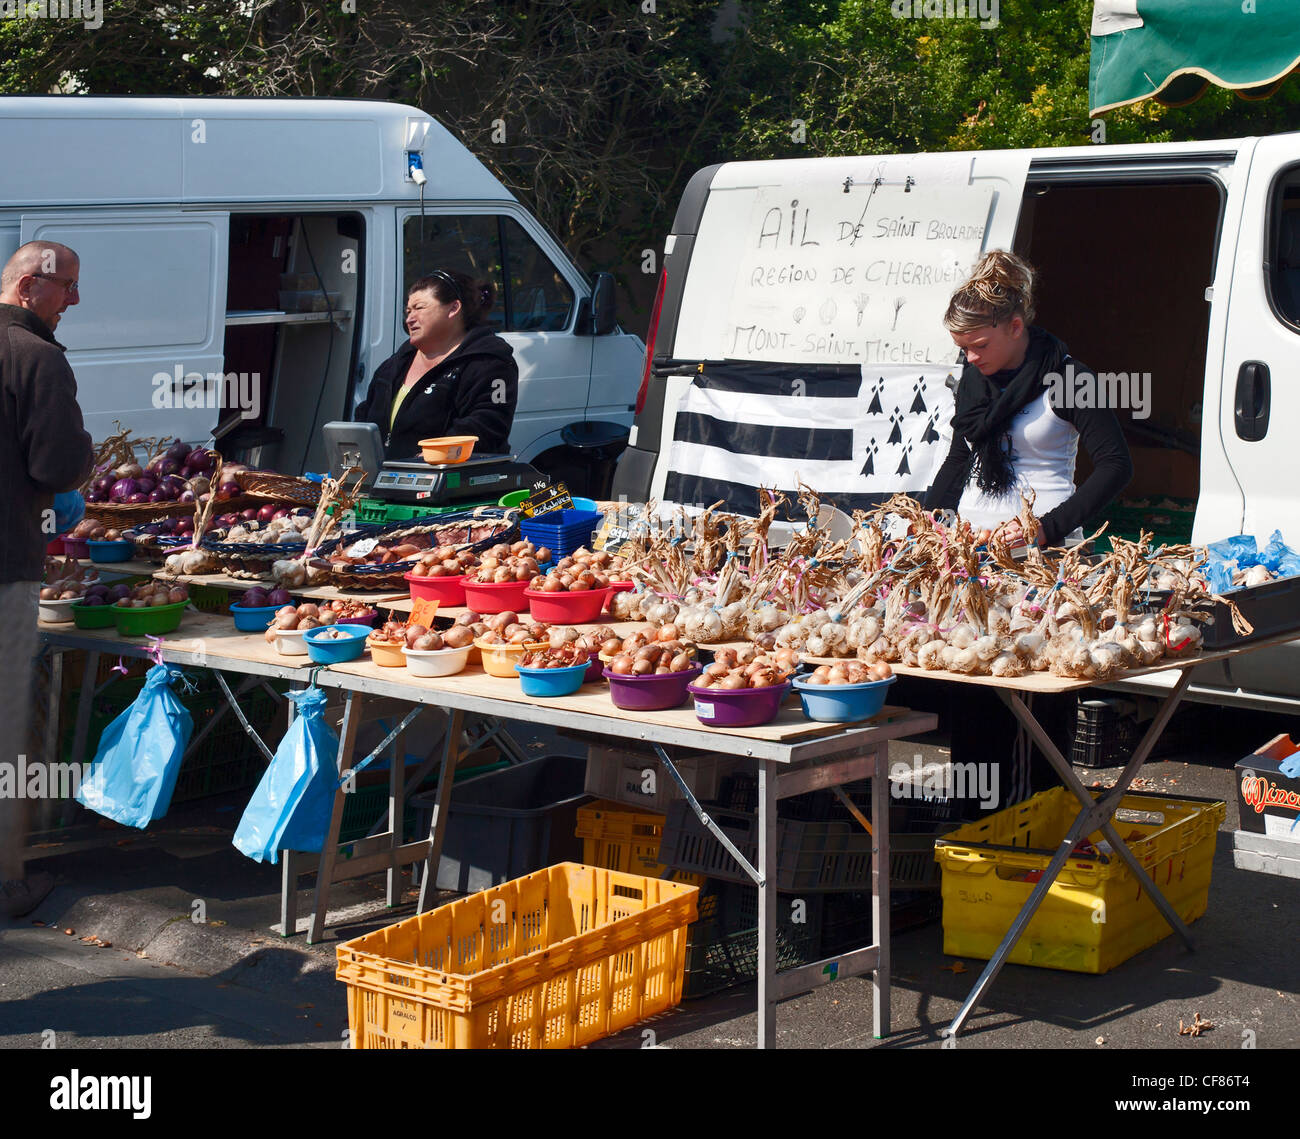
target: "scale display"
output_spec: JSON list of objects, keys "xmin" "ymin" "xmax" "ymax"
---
[{"xmin": 372, "ymin": 454, "xmax": 541, "ymax": 505}]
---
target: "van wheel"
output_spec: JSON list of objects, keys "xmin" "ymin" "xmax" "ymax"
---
[{"xmin": 530, "ymin": 444, "xmax": 624, "ymax": 500}]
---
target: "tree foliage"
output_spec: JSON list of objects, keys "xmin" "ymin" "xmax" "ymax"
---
[{"xmin": 5, "ymin": 0, "xmax": 1300, "ymax": 328}]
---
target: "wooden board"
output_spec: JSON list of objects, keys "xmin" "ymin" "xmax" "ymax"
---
[
  {"xmin": 800, "ymin": 629, "xmax": 1300, "ymax": 694},
  {"xmin": 323, "ymin": 653, "xmax": 917, "ymax": 742}
]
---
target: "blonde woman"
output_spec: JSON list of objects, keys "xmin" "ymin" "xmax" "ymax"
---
[
  {"xmin": 925, "ymin": 250, "xmax": 1132, "ymax": 546},
  {"xmin": 919, "ymin": 251, "xmax": 1134, "ymax": 808}
]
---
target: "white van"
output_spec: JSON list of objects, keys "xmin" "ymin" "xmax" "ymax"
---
[
  {"xmin": 614, "ymin": 138, "xmax": 1300, "ymax": 710},
  {"xmin": 0, "ymin": 97, "xmax": 643, "ymax": 489}
]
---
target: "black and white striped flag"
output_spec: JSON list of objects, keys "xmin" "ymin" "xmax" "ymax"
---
[{"xmin": 662, "ymin": 364, "xmax": 957, "ymax": 519}]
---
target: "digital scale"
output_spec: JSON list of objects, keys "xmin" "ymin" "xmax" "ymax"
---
[
  {"xmin": 372, "ymin": 454, "xmax": 541, "ymax": 506},
  {"xmin": 322, "ymin": 421, "xmax": 542, "ymax": 509}
]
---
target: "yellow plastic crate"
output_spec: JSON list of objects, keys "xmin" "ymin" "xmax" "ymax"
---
[
  {"xmin": 934, "ymin": 789, "xmax": 1225, "ymax": 974},
  {"xmin": 336, "ymin": 863, "xmax": 699, "ymax": 1048},
  {"xmin": 575, "ymin": 800, "xmax": 705, "ymax": 887}
]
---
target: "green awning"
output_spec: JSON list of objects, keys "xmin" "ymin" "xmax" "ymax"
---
[{"xmin": 1090, "ymin": 0, "xmax": 1300, "ymax": 115}]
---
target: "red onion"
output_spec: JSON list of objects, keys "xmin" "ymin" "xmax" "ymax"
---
[
  {"xmin": 86, "ymin": 489, "xmax": 107, "ymax": 503},
  {"xmin": 91, "ymin": 475, "xmax": 114, "ymax": 494},
  {"xmin": 257, "ymin": 504, "xmax": 278, "ymax": 523},
  {"xmin": 148, "ymin": 490, "xmax": 168, "ymax": 502},
  {"xmin": 127, "ymin": 492, "xmax": 150, "ymax": 504},
  {"xmin": 175, "ymin": 518, "xmax": 195, "ymax": 534},
  {"xmin": 272, "ymin": 508, "xmax": 293, "ymax": 520},
  {"xmin": 157, "ymin": 458, "xmax": 181, "ymax": 477},
  {"xmin": 179, "ymin": 490, "xmax": 196, "ymax": 503},
  {"xmin": 111, "ymin": 477, "xmax": 139, "ymax": 501},
  {"xmin": 166, "ymin": 440, "xmax": 191, "ymax": 462},
  {"xmin": 267, "ymin": 589, "xmax": 292, "ymax": 607},
  {"xmin": 217, "ymin": 481, "xmax": 241, "ymax": 500},
  {"xmin": 186, "ymin": 449, "xmax": 215, "ymax": 472},
  {"xmin": 136, "ymin": 477, "xmax": 157, "ymax": 495}
]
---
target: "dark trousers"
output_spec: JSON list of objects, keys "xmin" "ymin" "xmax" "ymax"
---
[{"xmin": 892, "ymin": 677, "xmax": 1076, "ymax": 816}]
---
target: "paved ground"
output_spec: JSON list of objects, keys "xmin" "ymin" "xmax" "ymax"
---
[{"xmin": 1, "ymin": 706, "xmax": 1297, "ymax": 1058}]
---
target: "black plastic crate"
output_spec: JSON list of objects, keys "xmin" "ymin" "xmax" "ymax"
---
[
  {"xmin": 410, "ymin": 754, "xmax": 592, "ymax": 893},
  {"xmin": 718, "ymin": 770, "xmax": 966, "ymax": 832},
  {"xmin": 1132, "ymin": 573, "xmax": 1300, "ymax": 648},
  {"xmin": 820, "ymin": 889, "xmax": 943, "ymax": 957},
  {"xmin": 684, "ymin": 881, "xmax": 824, "ymax": 998},
  {"xmin": 1072, "ymin": 698, "xmax": 1141, "ymax": 769}
]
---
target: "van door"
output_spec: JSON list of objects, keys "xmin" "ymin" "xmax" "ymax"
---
[
  {"xmin": 1218, "ymin": 135, "xmax": 1300, "ymax": 540},
  {"xmin": 20, "ymin": 211, "xmax": 229, "ymax": 446},
  {"xmin": 395, "ymin": 207, "xmax": 593, "ymax": 463}
]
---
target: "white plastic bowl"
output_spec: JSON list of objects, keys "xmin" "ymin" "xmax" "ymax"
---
[
  {"xmin": 402, "ymin": 644, "xmax": 472, "ymax": 677},
  {"xmin": 271, "ymin": 627, "xmax": 310, "ymax": 656},
  {"xmin": 38, "ymin": 596, "xmax": 79, "ymax": 623}
]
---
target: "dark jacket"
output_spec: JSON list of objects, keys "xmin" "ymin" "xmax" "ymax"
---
[
  {"xmin": 355, "ymin": 326, "xmax": 519, "ymax": 461},
  {"xmin": 0, "ymin": 304, "xmax": 94, "ymax": 583},
  {"xmin": 924, "ymin": 349, "xmax": 1133, "ymax": 547}
]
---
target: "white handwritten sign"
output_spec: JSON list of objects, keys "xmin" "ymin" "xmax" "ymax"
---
[{"xmin": 720, "ymin": 183, "xmax": 992, "ymax": 367}]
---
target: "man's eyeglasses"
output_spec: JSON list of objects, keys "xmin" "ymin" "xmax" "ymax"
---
[{"xmin": 32, "ymin": 273, "xmax": 79, "ymax": 294}]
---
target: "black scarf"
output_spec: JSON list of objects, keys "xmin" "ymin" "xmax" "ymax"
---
[{"xmin": 951, "ymin": 325, "xmax": 1067, "ymax": 496}]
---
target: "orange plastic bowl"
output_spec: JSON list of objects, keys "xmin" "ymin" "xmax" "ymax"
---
[{"xmin": 418, "ymin": 435, "xmax": 478, "ymax": 464}]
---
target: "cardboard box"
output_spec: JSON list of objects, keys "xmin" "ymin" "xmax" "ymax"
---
[{"xmin": 1235, "ymin": 734, "xmax": 1300, "ymax": 842}]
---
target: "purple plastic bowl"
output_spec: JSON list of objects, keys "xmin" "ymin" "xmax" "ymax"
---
[
  {"xmin": 584, "ymin": 656, "xmax": 604, "ymax": 684},
  {"xmin": 331, "ymin": 610, "xmax": 378, "ymax": 628},
  {"xmin": 604, "ymin": 664, "xmax": 702, "ymax": 711},
  {"xmin": 687, "ymin": 680, "xmax": 791, "ymax": 728}
]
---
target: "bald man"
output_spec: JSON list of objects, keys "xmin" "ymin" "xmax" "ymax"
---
[{"xmin": 0, "ymin": 240, "xmax": 94, "ymax": 918}]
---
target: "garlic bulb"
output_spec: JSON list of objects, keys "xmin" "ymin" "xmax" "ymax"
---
[
  {"xmin": 947, "ymin": 624, "xmax": 977, "ymax": 650},
  {"xmin": 973, "ymin": 635, "xmax": 1001, "ymax": 664},
  {"xmin": 1244, "ymin": 565, "xmax": 1271, "ymax": 588},
  {"xmin": 917, "ymin": 640, "xmax": 947, "ymax": 670},
  {"xmin": 272, "ymin": 559, "xmax": 308, "ymax": 588},
  {"xmin": 610, "ymin": 590, "xmax": 643, "ymax": 621},
  {"xmin": 990, "ymin": 651, "xmax": 1025, "ymax": 678},
  {"xmin": 805, "ymin": 633, "xmax": 828, "ymax": 657}
]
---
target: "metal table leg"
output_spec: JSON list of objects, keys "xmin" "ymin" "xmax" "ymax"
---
[
  {"xmin": 417, "ymin": 708, "xmax": 464, "ymax": 913},
  {"xmin": 757, "ymin": 761, "xmax": 778, "ymax": 1049},
  {"xmin": 307, "ymin": 691, "xmax": 363, "ymax": 943},
  {"xmin": 872, "ymin": 742, "xmax": 891, "ymax": 1039},
  {"xmin": 944, "ymin": 672, "xmax": 1195, "ymax": 1038}
]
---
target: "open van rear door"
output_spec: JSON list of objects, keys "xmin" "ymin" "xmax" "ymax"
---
[
  {"xmin": 1217, "ymin": 135, "xmax": 1300, "ymax": 541},
  {"xmin": 20, "ymin": 210, "xmax": 230, "ymax": 445},
  {"xmin": 621, "ymin": 150, "xmax": 1030, "ymax": 513}
]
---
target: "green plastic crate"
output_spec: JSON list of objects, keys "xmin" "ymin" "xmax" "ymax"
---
[
  {"xmin": 353, "ymin": 499, "xmax": 469, "ymax": 526},
  {"xmin": 1085, "ymin": 496, "xmax": 1196, "ymax": 547}
]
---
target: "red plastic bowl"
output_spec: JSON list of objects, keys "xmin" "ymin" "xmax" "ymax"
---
[
  {"xmin": 686, "ymin": 680, "xmax": 791, "ymax": 728},
  {"xmin": 522, "ymin": 585, "xmax": 610, "ymax": 625},
  {"xmin": 461, "ymin": 576, "xmax": 536, "ymax": 614},
  {"xmin": 605, "ymin": 665, "xmax": 702, "ymax": 711},
  {"xmin": 404, "ymin": 571, "xmax": 466, "ymax": 608}
]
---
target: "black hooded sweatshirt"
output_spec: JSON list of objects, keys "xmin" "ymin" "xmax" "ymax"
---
[{"xmin": 355, "ymin": 325, "xmax": 519, "ymax": 461}]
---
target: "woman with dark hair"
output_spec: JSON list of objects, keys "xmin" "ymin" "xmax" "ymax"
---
[
  {"xmin": 922, "ymin": 250, "xmax": 1134, "ymax": 808},
  {"xmin": 355, "ymin": 269, "xmax": 519, "ymax": 460}
]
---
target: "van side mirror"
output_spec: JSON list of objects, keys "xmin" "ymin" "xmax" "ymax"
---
[{"xmin": 576, "ymin": 271, "xmax": 617, "ymax": 335}]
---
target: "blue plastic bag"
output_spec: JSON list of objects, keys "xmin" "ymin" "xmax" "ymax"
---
[
  {"xmin": 233, "ymin": 687, "xmax": 340, "ymax": 864},
  {"xmin": 75, "ymin": 664, "xmax": 194, "ymax": 828},
  {"xmin": 1204, "ymin": 531, "xmax": 1300, "ymax": 592}
]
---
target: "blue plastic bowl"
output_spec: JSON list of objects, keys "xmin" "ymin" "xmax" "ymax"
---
[
  {"xmin": 515, "ymin": 660, "xmax": 589, "ymax": 698},
  {"xmin": 229, "ymin": 602, "xmax": 282, "ymax": 632},
  {"xmin": 86, "ymin": 538, "xmax": 135, "ymax": 563},
  {"xmin": 303, "ymin": 623, "xmax": 370, "ymax": 664},
  {"xmin": 792, "ymin": 674, "xmax": 895, "ymax": 723}
]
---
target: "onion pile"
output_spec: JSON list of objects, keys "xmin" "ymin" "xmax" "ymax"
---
[
  {"xmin": 74, "ymin": 582, "xmax": 132, "ymax": 607},
  {"xmin": 236, "ymin": 587, "xmax": 293, "ymax": 609},
  {"xmin": 474, "ymin": 610, "xmax": 550, "ymax": 645},
  {"xmin": 518, "ymin": 644, "xmax": 591, "ymax": 669},
  {"xmin": 694, "ymin": 644, "xmax": 796, "ymax": 690},
  {"xmin": 411, "ymin": 545, "xmax": 479, "ymax": 578},
  {"xmin": 804, "ymin": 660, "xmax": 893, "ymax": 685},
  {"xmin": 604, "ymin": 641, "xmax": 696, "ymax": 675},
  {"xmin": 115, "ymin": 581, "xmax": 188, "ymax": 608},
  {"xmin": 68, "ymin": 520, "xmax": 124, "ymax": 542},
  {"xmin": 262, "ymin": 603, "xmax": 323, "ymax": 642},
  {"xmin": 85, "ymin": 439, "xmax": 226, "ymax": 506},
  {"xmin": 466, "ymin": 542, "xmax": 542, "ymax": 584}
]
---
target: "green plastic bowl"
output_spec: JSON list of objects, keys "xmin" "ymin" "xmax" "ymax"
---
[
  {"xmin": 112, "ymin": 599, "xmax": 189, "ymax": 636},
  {"xmin": 71, "ymin": 600, "xmax": 119, "ymax": 629}
]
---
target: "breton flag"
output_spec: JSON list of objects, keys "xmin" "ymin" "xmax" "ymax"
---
[{"xmin": 661, "ymin": 363, "xmax": 958, "ymax": 519}]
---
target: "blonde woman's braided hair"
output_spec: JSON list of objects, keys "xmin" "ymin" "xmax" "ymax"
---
[{"xmin": 943, "ymin": 250, "xmax": 1036, "ymax": 333}]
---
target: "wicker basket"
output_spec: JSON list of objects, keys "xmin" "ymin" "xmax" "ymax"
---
[
  {"xmin": 234, "ymin": 470, "xmax": 322, "ymax": 506},
  {"xmin": 84, "ymin": 500, "xmax": 193, "ymax": 525}
]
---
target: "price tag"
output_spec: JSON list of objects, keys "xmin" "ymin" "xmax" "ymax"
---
[
  {"xmin": 520, "ymin": 481, "xmax": 573, "ymax": 517},
  {"xmin": 593, "ymin": 521, "xmax": 633, "ymax": 553},
  {"xmin": 409, "ymin": 598, "xmax": 440, "ymax": 627},
  {"xmin": 346, "ymin": 537, "xmax": 379, "ymax": 558},
  {"xmin": 696, "ymin": 702, "xmax": 715, "ymax": 719}
]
